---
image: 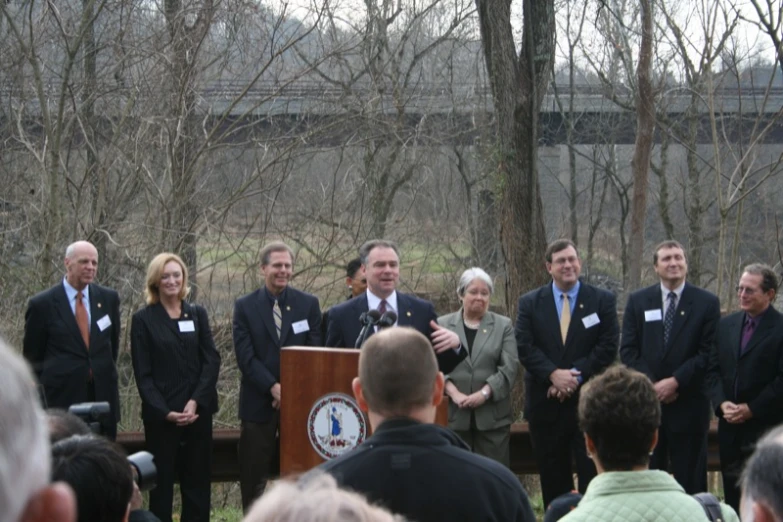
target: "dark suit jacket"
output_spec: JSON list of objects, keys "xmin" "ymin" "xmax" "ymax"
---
[
  {"xmin": 233, "ymin": 287, "xmax": 321, "ymax": 423},
  {"xmin": 23, "ymin": 282, "xmax": 121, "ymax": 421},
  {"xmin": 130, "ymin": 301, "xmax": 221, "ymax": 422},
  {"xmin": 706, "ymin": 307, "xmax": 783, "ymax": 444},
  {"xmin": 516, "ymin": 281, "xmax": 618, "ymax": 423},
  {"xmin": 325, "ymin": 292, "xmax": 467, "ymax": 374},
  {"xmin": 621, "ymin": 283, "xmax": 720, "ymax": 432}
]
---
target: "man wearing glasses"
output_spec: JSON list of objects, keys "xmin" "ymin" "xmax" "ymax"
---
[
  {"xmin": 706, "ymin": 263, "xmax": 783, "ymax": 512},
  {"xmin": 620, "ymin": 240, "xmax": 720, "ymax": 495}
]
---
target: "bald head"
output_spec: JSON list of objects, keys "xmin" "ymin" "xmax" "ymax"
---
[
  {"xmin": 64, "ymin": 241, "xmax": 98, "ymax": 291},
  {"xmin": 354, "ymin": 328, "xmax": 441, "ymax": 420},
  {"xmin": 741, "ymin": 425, "xmax": 783, "ymax": 522}
]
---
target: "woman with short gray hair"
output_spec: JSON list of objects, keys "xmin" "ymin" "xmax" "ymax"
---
[{"xmin": 438, "ymin": 267, "xmax": 519, "ymax": 466}]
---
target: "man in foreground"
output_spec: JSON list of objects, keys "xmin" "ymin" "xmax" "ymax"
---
[
  {"xmin": 318, "ymin": 327, "xmax": 535, "ymax": 522},
  {"xmin": 740, "ymin": 424, "xmax": 783, "ymax": 522}
]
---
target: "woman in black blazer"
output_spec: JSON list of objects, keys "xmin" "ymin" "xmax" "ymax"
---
[{"xmin": 131, "ymin": 253, "xmax": 221, "ymax": 522}]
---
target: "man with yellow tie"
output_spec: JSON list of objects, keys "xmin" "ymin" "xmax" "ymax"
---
[{"xmin": 516, "ymin": 239, "xmax": 619, "ymax": 508}]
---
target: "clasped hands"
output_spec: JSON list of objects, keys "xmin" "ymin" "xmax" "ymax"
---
[
  {"xmin": 165, "ymin": 399, "xmax": 199, "ymax": 426},
  {"xmin": 450, "ymin": 388, "xmax": 490, "ymax": 409},
  {"xmin": 548, "ymin": 368, "xmax": 581, "ymax": 402},
  {"xmin": 721, "ymin": 401, "xmax": 752, "ymax": 424}
]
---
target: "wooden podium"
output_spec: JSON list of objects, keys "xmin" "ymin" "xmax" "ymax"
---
[{"xmin": 280, "ymin": 346, "xmax": 448, "ymax": 475}]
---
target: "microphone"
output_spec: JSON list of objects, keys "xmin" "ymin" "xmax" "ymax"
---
[
  {"xmin": 355, "ymin": 309, "xmax": 382, "ymax": 348},
  {"xmin": 377, "ymin": 311, "xmax": 397, "ymax": 328}
]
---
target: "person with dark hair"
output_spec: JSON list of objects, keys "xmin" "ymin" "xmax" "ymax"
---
[
  {"xmin": 233, "ymin": 241, "xmax": 322, "ymax": 511},
  {"xmin": 321, "ymin": 258, "xmax": 367, "ymax": 340},
  {"xmin": 558, "ymin": 365, "xmax": 737, "ymax": 522},
  {"xmin": 516, "ymin": 239, "xmax": 619, "ymax": 507},
  {"xmin": 620, "ymin": 240, "xmax": 720, "ymax": 494},
  {"xmin": 318, "ymin": 328, "xmax": 535, "ymax": 522},
  {"xmin": 51, "ymin": 435, "xmax": 134, "ymax": 522},
  {"xmin": 706, "ymin": 263, "xmax": 783, "ymax": 512},
  {"xmin": 740, "ymin": 424, "xmax": 783, "ymax": 522},
  {"xmin": 325, "ymin": 239, "xmax": 467, "ymax": 373},
  {"xmin": 47, "ymin": 408, "xmax": 92, "ymax": 443},
  {"xmin": 24, "ymin": 240, "xmax": 122, "ymax": 439},
  {"xmin": 131, "ymin": 253, "xmax": 221, "ymax": 522}
]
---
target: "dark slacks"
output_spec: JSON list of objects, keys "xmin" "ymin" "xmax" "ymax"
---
[
  {"xmin": 649, "ymin": 421, "xmax": 707, "ymax": 494},
  {"xmin": 529, "ymin": 409, "xmax": 596, "ymax": 508},
  {"xmin": 239, "ymin": 412, "xmax": 280, "ymax": 513},
  {"xmin": 719, "ymin": 429, "xmax": 759, "ymax": 513},
  {"xmin": 143, "ymin": 412, "xmax": 213, "ymax": 522}
]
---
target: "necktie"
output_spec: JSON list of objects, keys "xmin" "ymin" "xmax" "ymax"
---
[
  {"xmin": 560, "ymin": 294, "xmax": 571, "ymax": 344},
  {"xmin": 740, "ymin": 317, "xmax": 756, "ymax": 355},
  {"xmin": 273, "ymin": 299, "xmax": 282, "ymax": 339},
  {"xmin": 378, "ymin": 299, "xmax": 387, "ymax": 316},
  {"xmin": 76, "ymin": 291, "xmax": 90, "ymax": 349},
  {"xmin": 663, "ymin": 292, "xmax": 676, "ymax": 347}
]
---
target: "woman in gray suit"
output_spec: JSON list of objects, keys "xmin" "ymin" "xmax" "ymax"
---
[{"xmin": 438, "ymin": 267, "xmax": 519, "ymax": 466}]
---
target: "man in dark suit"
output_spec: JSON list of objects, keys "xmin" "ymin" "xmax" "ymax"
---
[
  {"xmin": 23, "ymin": 240, "xmax": 121, "ymax": 439},
  {"xmin": 620, "ymin": 239, "xmax": 720, "ymax": 494},
  {"xmin": 706, "ymin": 263, "xmax": 783, "ymax": 512},
  {"xmin": 318, "ymin": 327, "xmax": 536, "ymax": 522},
  {"xmin": 233, "ymin": 241, "xmax": 321, "ymax": 512},
  {"xmin": 516, "ymin": 239, "xmax": 618, "ymax": 507},
  {"xmin": 325, "ymin": 239, "xmax": 466, "ymax": 374}
]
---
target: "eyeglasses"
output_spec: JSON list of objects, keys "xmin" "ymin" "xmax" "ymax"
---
[{"xmin": 736, "ymin": 286, "xmax": 759, "ymax": 296}]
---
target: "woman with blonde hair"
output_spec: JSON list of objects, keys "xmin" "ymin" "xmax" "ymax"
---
[{"xmin": 131, "ymin": 253, "xmax": 221, "ymax": 522}]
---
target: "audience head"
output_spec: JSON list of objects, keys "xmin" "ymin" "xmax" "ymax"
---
[
  {"xmin": 47, "ymin": 409, "xmax": 92, "ymax": 444},
  {"xmin": 246, "ymin": 472, "xmax": 403, "ymax": 522},
  {"xmin": 0, "ymin": 337, "xmax": 74, "ymax": 522},
  {"xmin": 578, "ymin": 365, "xmax": 661, "ymax": 472},
  {"xmin": 740, "ymin": 425, "xmax": 783, "ymax": 522},
  {"xmin": 543, "ymin": 492, "xmax": 583, "ymax": 522},
  {"xmin": 352, "ymin": 328, "xmax": 443, "ymax": 426},
  {"xmin": 346, "ymin": 258, "xmax": 367, "ymax": 297},
  {"xmin": 144, "ymin": 252, "xmax": 191, "ymax": 304},
  {"xmin": 51, "ymin": 436, "xmax": 133, "ymax": 522}
]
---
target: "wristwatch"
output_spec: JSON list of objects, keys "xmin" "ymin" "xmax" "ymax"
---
[{"xmin": 481, "ymin": 388, "xmax": 490, "ymax": 400}]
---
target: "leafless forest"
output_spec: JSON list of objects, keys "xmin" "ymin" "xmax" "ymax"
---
[{"xmin": 1, "ymin": 0, "xmax": 782, "ymax": 432}]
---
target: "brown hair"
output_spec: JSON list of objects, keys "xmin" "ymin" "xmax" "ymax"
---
[
  {"xmin": 358, "ymin": 328, "xmax": 437, "ymax": 417},
  {"xmin": 259, "ymin": 242, "xmax": 295, "ymax": 266},
  {"xmin": 144, "ymin": 253, "xmax": 190, "ymax": 305},
  {"xmin": 578, "ymin": 365, "xmax": 661, "ymax": 471},
  {"xmin": 652, "ymin": 240, "xmax": 685, "ymax": 265},
  {"xmin": 743, "ymin": 263, "xmax": 779, "ymax": 294},
  {"xmin": 358, "ymin": 240, "xmax": 400, "ymax": 266},
  {"xmin": 545, "ymin": 239, "xmax": 577, "ymax": 263}
]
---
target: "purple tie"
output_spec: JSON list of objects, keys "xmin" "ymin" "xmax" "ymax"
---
[
  {"xmin": 740, "ymin": 317, "xmax": 756, "ymax": 355},
  {"xmin": 378, "ymin": 299, "xmax": 387, "ymax": 315}
]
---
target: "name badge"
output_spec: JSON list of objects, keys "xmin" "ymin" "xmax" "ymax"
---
[
  {"xmin": 179, "ymin": 320, "xmax": 195, "ymax": 333},
  {"xmin": 645, "ymin": 309, "xmax": 663, "ymax": 322},
  {"xmin": 97, "ymin": 315, "xmax": 112, "ymax": 331},
  {"xmin": 582, "ymin": 313, "xmax": 600, "ymax": 329},
  {"xmin": 292, "ymin": 320, "xmax": 310, "ymax": 334}
]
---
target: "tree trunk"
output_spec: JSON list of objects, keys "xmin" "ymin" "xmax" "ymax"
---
[{"xmin": 628, "ymin": 0, "xmax": 655, "ymax": 291}]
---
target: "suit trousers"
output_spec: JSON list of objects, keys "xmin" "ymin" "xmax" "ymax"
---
[
  {"xmin": 719, "ymin": 430, "xmax": 757, "ymax": 513},
  {"xmin": 529, "ymin": 409, "xmax": 596, "ymax": 508},
  {"xmin": 143, "ymin": 413, "xmax": 213, "ymax": 522},
  {"xmin": 239, "ymin": 413, "xmax": 280, "ymax": 512},
  {"xmin": 649, "ymin": 422, "xmax": 707, "ymax": 495},
  {"xmin": 454, "ymin": 415, "xmax": 511, "ymax": 468}
]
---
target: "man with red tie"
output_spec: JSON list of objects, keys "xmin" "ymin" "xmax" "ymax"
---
[
  {"xmin": 706, "ymin": 263, "xmax": 783, "ymax": 512},
  {"xmin": 23, "ymin": 240, "xmax": 121, "ymax": 439}
]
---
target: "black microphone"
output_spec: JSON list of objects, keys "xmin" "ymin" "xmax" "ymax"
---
[
  {"xmin": 378, "ymin": 311, "xmax": 397, "ymax": 328},
  {"xmin": 355, "ymin": 309, "xmax": 382, "ymax": 348}
]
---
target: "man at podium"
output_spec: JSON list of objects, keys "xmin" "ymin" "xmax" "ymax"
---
[
  {"xmin": 325, "ymin": 239, "xmax": 467, "ymax": 374},
  {"xmin": 317, "ymin": 328, "xmax": 535, "ymax": 522}
]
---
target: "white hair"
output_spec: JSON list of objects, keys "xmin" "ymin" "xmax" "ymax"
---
[
  {"xmin": 245, "ymin": 472, "xmax": 403, "ymax": 522},
  {"xmin": 457, "ymin": 267, "xmax": 494, "ymax": 297},
  {"xmin": 0, "ymin": 338, "xmax": 50, "ymax": 522}
]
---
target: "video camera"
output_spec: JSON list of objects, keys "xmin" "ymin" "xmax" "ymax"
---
[{"xmin": 68, "ymin": 402, "xmax": 158, "ymax": 491}]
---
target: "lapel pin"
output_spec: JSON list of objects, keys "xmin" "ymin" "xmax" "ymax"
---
[
  {"xmin": 406, "ymin": 311, "xmax": 411, "ymax": 317},
  {"xmin": 286, "ymin": 306, "xmax": 291, "ymax": 311},
  {"xmin": 680, "ymin": 311, "xmax": 684, "ymax": 315},
  {"xmin": 184, "ymin": 313, "xmax": 188, "ymax": 318},
  {"xmin": 482, "ymin": 329, "xmax": 487, "ymax": 333},
  {"xmin": 579, "ymin": 304, "xmax": 584, "ymax": 309},
  {"xmin": 97, "ymin": 303, "xmax": 102, "ymax": 308}
]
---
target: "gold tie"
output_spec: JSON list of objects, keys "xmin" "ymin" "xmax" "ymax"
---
[
  {"xmin": 76, "ymin": 291, "xmax": 90, "ymax": 349},
  {"xmin": 560, "ymin": 294, "xmax": 571, "ymax": 344},
  {"xmin": 273, "ymin": 299, "xmax": 282, "ymax": 339}
]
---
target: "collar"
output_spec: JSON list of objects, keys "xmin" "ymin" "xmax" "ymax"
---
[
  {"xmin": 63, "ymin": 277, "xmax": 89, "ymax": 302},
  {"xmin": 660, "ymin": 281, "xmax": 685, "ymax": 300},
  {"xmin": 366, "ymin": 289, "xmax": 398, "ymax": 315},
  {"xmin": 553, "ymin": 280, "xmax": 580, "ymax": 301},
  {"xmin": 745, "ymin": 306, "xmax": 771, "ymax": 325},
  {"xmin": 264, "ymin": 285, "xmax": 288, "ymax": 306}
]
